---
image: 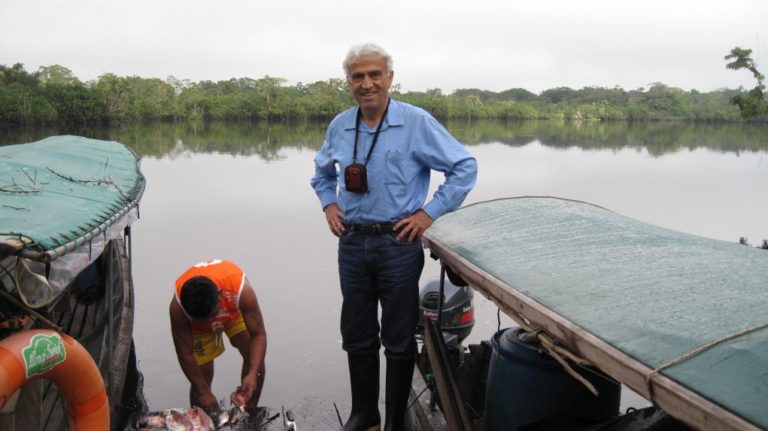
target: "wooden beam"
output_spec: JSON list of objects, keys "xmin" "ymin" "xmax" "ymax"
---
[{"xmin": 423, "ymin": 319, "xmax": 472, "ymax": 431}]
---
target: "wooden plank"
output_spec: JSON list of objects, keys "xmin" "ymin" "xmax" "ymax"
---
[
  {"xmin": 409, "ymin": 368, "xmax": 447, "ymax": 431},
  {"xmin": 423, "ymin": 233, "xmax": 762, "ymax": 431},
  {"xmin": 16, "ymin": 380, "xmax": 43, "ymax": 430},
  {"xmin": 423, "ymin": 319, "xmax": 472, "ymax": 431},
  {"xmin": 110, "ymin": 238, "xmax": 136, "ymax": 424}
]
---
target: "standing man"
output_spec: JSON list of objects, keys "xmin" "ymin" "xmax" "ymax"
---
[
  {"xmin": 311, "ymin": 43, "xmax": 477, "ymax": 431},
  {"xmin": 169, "ymin": 259, "xmax": 267, "ymax": 414}
]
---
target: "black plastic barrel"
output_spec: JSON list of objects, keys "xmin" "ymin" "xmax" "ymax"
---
[{"xmin": 484, "ymin": 328, "xmax": 620, "ymax": 430}]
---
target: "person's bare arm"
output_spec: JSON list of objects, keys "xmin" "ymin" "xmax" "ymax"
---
[
  {"xmin": 237, "ymin": 279, "xmax": 267, "ymax": 404},
  {"xmin": 169, "ymin": 298, "xmax": 218, "ymax": 410}
]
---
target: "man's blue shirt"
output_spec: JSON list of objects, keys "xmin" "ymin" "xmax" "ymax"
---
[{"xmin": 311, "ymin": 100, "xmax": 477, "ymax": 223}]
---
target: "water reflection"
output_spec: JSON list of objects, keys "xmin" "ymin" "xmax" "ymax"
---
[{"xmin": 2, "ymin": 120, "xmax": 767, "ymax": 158}]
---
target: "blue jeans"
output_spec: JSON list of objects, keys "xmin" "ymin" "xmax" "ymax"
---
[{"xmin": 338, "ymin": 231, "xmax": 424, "ymax": 360}]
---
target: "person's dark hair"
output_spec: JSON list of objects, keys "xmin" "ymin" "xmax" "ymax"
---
[{"xmin": 180, "ymin": 276, "xmax": 219, "ymax": 319}]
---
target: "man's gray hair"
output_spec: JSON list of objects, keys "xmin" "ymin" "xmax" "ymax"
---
[{"xmin": 342, "ymin": 43, "xmax": 394, "ymax": 77}]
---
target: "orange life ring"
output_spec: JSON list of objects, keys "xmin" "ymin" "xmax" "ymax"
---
[{"xmin": 0, "ymin": 329, "xmax": 109, "ymax": 430}]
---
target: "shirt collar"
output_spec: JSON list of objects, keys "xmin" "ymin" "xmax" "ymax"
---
[{"xmin": 343, "ymin": 99, "xmax": 404, "ymax": 131}]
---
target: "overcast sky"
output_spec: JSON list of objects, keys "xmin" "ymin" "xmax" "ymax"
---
[{"xmin": 2, "ymin": 0, "xmax": 766, "ymax": 94}]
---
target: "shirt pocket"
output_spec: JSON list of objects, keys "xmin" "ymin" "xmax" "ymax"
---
[{"xmin": 384, "ymin": 150, "xmax": 410, "ymax": 185}]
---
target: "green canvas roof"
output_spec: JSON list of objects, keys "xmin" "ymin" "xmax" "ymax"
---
[
  {"xmin": 423, "ymin": 197, "xmax": 768, "ymax": 431},
  {"xmin": 0, "ymin": 136, "xmax": 145, "ymax": 259}
]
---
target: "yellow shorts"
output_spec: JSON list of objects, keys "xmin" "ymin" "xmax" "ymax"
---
[{"xmin": 192, "ymin": 315, "xmax": 247, "ymax": 365}]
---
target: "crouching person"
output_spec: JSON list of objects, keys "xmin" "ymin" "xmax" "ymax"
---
[{"xmin": 169, "ymin": 259, "xmax": 267, "ymax": 414}]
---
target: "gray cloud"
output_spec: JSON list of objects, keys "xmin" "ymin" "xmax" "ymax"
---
[{"xmin": 1, "ymin": 0, "xmax": 766, "ymax": 93}]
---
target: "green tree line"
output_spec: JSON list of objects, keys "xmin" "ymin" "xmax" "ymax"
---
[{"xmin": 0, "ymin": 55, "xmax": 761, "ymax": 127}]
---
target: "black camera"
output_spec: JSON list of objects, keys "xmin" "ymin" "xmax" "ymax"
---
[{"xmin": 344, "ymin": 163, "xmax": 368, "ymax": 194}]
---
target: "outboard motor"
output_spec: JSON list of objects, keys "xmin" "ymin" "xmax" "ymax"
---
[{"xmin": 416, "ymin": 276, "xmax": 474, "ymax": 346}]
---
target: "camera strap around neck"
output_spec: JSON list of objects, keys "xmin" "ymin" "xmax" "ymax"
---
[{"xmin": 353, "ymin": 98, "xmax": 390, "ymax": 165}]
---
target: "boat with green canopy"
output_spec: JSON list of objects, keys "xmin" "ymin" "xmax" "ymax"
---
[
  {"xmin": 0, "ymin": 135, "xmax": 145, "ymax": 429},
  {"xmin": 421, "ymin": 196, "xmax": 768, "ymax": 431},
  {"xmin": 0, "ymin": 135, "xmax": 145, "ymax": 261}
]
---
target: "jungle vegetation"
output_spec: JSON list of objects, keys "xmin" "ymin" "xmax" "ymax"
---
[
  {"xmin": 724, "ymin": 47, "xmax": 768, "ymax": 119},
  {"xmin": 0, "ymin": 48, "xmax": 764, "ymax": 127}
]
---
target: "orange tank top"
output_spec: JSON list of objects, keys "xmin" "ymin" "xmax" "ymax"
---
[{"xmin": 175, "ymin": 259, "xmax": 245, "ymax": 334}]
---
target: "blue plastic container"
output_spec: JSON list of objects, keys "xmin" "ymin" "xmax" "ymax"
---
[{"xmin": 484, "ymin": 328, "xmax": 620, "ymax": 430}]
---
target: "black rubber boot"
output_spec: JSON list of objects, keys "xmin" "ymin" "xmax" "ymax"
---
[
  {"xmin": 383, "ymin": 356, "xmax": 416, "ymax": 431},
  {"xmin": 343, "ymin": 351, "xmax": 381, "ymax": 431}
]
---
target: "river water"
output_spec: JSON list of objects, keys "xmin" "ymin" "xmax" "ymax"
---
[{"xmin": 2, "ymin": 119, "xmax": 767, "ymax": 419}]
